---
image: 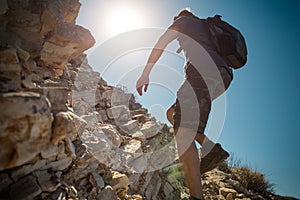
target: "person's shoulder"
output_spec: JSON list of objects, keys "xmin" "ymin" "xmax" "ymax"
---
[{"xmin": 169, "ymin": 16, "xmax": 190, "ymax": 29}]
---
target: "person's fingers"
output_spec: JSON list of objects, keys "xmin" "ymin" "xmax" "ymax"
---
[
  {"xmin": 144, "ymin": 84, "xmax": 148, "ymax": 92},
  {"xmin": 137, "ymin": 86, "xmax": 143, "ymax": 96}
]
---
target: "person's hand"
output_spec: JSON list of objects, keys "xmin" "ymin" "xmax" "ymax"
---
[{"xmin": 136, "ymin": 74, "xmax": 149, "ymax": 96}]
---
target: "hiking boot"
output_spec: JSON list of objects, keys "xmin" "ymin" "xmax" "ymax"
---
[{"xmin": 200, "ymin": 143, "xmax": 229, "ymax": 174}]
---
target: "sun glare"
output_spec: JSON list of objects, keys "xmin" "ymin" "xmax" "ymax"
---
[{"xmin": 105, "ymin": 6, "xmax": 144, "ymax": 37}]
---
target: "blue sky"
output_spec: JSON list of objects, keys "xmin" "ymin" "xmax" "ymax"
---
[{"xmin": 77, "ymin": 0, "xmax": 300, "ymax": 198}]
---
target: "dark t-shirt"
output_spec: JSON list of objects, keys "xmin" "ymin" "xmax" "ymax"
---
[{"xmin": 169, "ymin": 15, "xmax": 231, "ymax": 71}]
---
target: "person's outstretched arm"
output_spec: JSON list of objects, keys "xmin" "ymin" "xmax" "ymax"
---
[{"xmin": 136, "ymin": 27, "xmax": 179, "ymax": 96}]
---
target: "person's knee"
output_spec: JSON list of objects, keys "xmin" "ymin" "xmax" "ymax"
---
[
  {"xmin": 166, "ymin": 106, "xmax": 174, "ymax": 124},
  {"xmin": 174, "ymin": 127, "xmax": 196, "ymax": 147}
]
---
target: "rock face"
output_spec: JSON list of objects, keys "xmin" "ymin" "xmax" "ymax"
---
[
  {"xmin": 0, "ymin": 1, "xmax": 296, "ymax": 200},
  {"xmin": 0, "ymin": 1, "xmax": 179, "ymax": 199},
  {"xmin": 0, "ymin": 92, "xmax": 52, "ymax": 171}
]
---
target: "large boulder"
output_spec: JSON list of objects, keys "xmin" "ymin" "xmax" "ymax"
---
[
  {"xmin": 2, "ymin": 0, "xmax": 95, "ymax": 77},
  {"xmin": 0, "ymin": 92, "xmax": 53, "ymax": 171},
  {"xmin": 39, "ymin": 23, "xmax": 95, "ymax": 74}
]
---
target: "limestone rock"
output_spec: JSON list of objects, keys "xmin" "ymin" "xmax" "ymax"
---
[
  {"xmin": 89, "ymin": 172, "xmax": 105, "ymax": 192},
  {"xmin": 52, "ymin": 111, "xmax": 87, "ymax": 144},
  {"xmin": 0, "ymin": 92, "xmax": 52, "ymax": 171},
  {"xmin": 29, "ymin": 87, "xmax": 69, "ymax": 113},
  {"xmin": 97, "ymin": 185, "xmax": 119, "ymax": 200},
  {"xmin": 103, "ymin": 170, "xmax": 130, "ymax": 199},
  {"xmin": 41, "ymin": 143, "xmax": 58, "ymax": 159},
  {"xmin": 110, "ymin": 87, "xmax": 133, "ymax": 106},
  {"xmin": 65, "ymin": 137, "xmax": 76, "ymax": 159},
  {"xmin": 123, "ymin": 139, "xmax": 142, "ymax": 154},
  {"xmin": 219, "ymin": 187, "xmax": 238, "ymax": 199},
  {"xmin": 11, "ymin": 159, "xmax": 46, "ymax": 182},
  {"xmin": 0, "ymin": 47, "xmax": 22, "ymax": 92},
  {"xmin": 120, "ymin": 120, "xmax": 139, "ymax": 134},
  {"xmin": 0, "ymin": 173, "xmax": 12, "ymax": 193},
  {"xmin": 132, "ymin": 131, "xmax": 146, "ymax": 141},
  {"xmin": 40, "ymin": 0, "xmax": 81, "ymax": 35},
  {"xmin": 0, "ymin": 47, "xmax": 19, "ymax": 64},
  {"xmin": 9, "ymin": 175, "xmax": 42, "ymax": 200},
  {"xmin": 145, "ymin": 172, "xmax": 162, "ymax": 200},
  {"xmin": 43, "ymin": 157, "xmax": 72, "ymax": 171},
  {"xmin": 39, "ymin": 23, "xmax": 95, "ymax": 73},
  {"xmin": 126, "ymin": 154, "xmax": 148, "ymax": 173},
  {"xmin": 33, "ymin": 170, "xmax": 61, "ymax": 193},
  {"xmin": 140, "ymin": 121, "xmax": 163, "ymax": 138},
  {"xmin": 73, "ymin": 69, "xmax": 100, "ymax": 91},
  {"xmin": 81, "ymin": 111, "xmax": 103, "ymax": 129},
  {"xmin": 106, "ymin": 105, "xmax": 130, "ymax": 120},
  {"xmin": 101, "ymin": 124, "xmax": 124, "ymax": 148}
]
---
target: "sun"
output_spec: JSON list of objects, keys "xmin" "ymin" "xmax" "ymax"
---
[{"xmin": 105, "ymin": 6, "xmax": 144, "ymax": 37}]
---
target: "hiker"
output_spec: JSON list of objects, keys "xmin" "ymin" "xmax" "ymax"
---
[{"xmin": 136, "ymin": 9, "xmax": 233, "ymax": 200}]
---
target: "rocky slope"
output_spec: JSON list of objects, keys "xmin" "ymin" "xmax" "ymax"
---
[{"xmin": 0, "ymin": 1, "xmax": 297, "ymax": 200}]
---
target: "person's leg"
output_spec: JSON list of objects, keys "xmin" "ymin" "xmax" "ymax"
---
[
  {"xmin": 167, "ymin": 105, "xmax": 228, "ymax": 174},
  {"xmin": 167, "ymin": 105, "xmax": 213, "ymax": 146},
  {"xmin": 174, "ymin": 127, "xmax": 204, "ymax": 199}
]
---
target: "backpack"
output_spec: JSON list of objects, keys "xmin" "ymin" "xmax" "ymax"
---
[{"xmin": 203, "ymin": 15, "xmax": 248, "ymax": 69}]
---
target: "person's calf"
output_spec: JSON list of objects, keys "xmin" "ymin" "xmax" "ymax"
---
[{"xmin": 174, "ymin": 127, "xmax": 204, "ymax": 199}]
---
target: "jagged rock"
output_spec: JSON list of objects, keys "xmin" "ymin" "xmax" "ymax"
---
[
  {"xmin": 110, "ymin": 88, "xmax": 133, "ymax": 106},
  {"xmin": 41, "ymin": 143, "xmax": 58, "ymax": 159},
  {"xmin": 9, "ymin": 175, "xmax": 42, "ymax": 200},
  {"xmin": 98, "ymin": 109, "xmax": 108, "ymax": 121},
  {"xmin": 0, "ymin": 47, "xmax": 22, "ymax": 91},
  {"xmin": 0, "ymin": 47, "xmax": 19, "ymax": 64},
  {"xmin": 52, "ymin": 111, "xmax": 87, "ymax": 144},
  {"xmin": 73, "ymin": 69, "xmax": 100, "ymax": 91},
  {"xmin": 81, "ymin": 111, "xmax": 103, "ymax": 128},
  {"xmin": 39, "ymin": 22, "xmax": 95, "ymax": 74},
  {"xmin": 72, "ymin": 97, "xmax": 94, "ymax": 116},
  {"xmin": 33, "ymin": 170, "xmax": 61, "ymax": 193},
  {"xmin": 65, "ymin": 185, "xmax": 78, "ymax": 198},
  {"xmin": 226, "ymin": 179, "xmax": 250, "ymax": 196},
  {"xmin": 43, "ymin": 157, "xmax": 72, "ymax": 171},
  {"xmin": 39, "ymin": 188, "xmax": 67, "ymax": 200},
  {"xmin": 40, "ymin": 0, "xmax": 81, "ymax": 35},
  {"xmin": 163, "ymin": 181, "xmax": 177, "ymax": 200},
  {"xmin": 89, "ymin": 172, "xmax": 105, "ymax": 192},
  {"xmin": 11, "ymin": 160, "xmax": 46, "ymax": 182},
  {"xmin": 100, "ymin": 124, "xmax": 123, "ymax": 148},
  {"xmin": 0, "ymin": 92, "xmax": 52, "ymax": 171},
  {"xmin": 29, "ymin": 87, "xmax": 69, "ymax": 113},
  {"xmin": 97, "ymin": 185, "xmax": 119, "ymax": 200},
  {"xmin": 132, "ymin": 131, "xmax": 147, "ymax": 142},
  {"xmin": 145, "ymin": 172, "xmax": 162, "ymax": 200},
  {"xmin": 140, "ymin": 121, "xmax": 163, "ymax": 138},
  {"xmin": 65, "ymin": 137, "xmax": 76, "ymax": 159},
  {"xmin": 30, "ymin": 63, "xmax": 56, "ymax": 83},
  {"xmin": 123, "ymin": 139, "xmax": 142, "ymax": 154},
  {"xmin": 72, "ymin": 89, "xmax": 101, "ymax": 107},
  {"xmin": 132, "ymin": 114, "xmax": 147, "ymax": 123},
  {"xmin": 106, "ymin": 105, "xmax": 130, "ymax": 120},
  {"xmin": 126, "ymin": 154, "xmax": 149, "ymax": 173},
  {"xmin": 6, "ymin": 8, "xmax": 44, "ymax": 51},
  {"xmin": 219, "ymin": 187, "xmax": 238, "ymax": 199},
  {"xmin": 121, "ymin": 120, "xmax": 139, "ymax": 134},
  {"xmin": 0, "ymin": 173, "xmax": 12, "ymax": 193},
  {"xmin": 103, "ymin": 170, "xmax": 130, "ymax": 199}
]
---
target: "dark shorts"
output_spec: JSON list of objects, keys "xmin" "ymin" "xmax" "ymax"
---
[{"xmin": 173, "ymin": 62, "xmax": 232, "ymax": 133}]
